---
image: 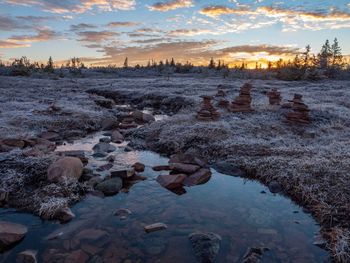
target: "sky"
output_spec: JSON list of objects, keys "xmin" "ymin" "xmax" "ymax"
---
[{"xmin": 0, "ymin": 0, "xmax": 349, "ymax": 67}]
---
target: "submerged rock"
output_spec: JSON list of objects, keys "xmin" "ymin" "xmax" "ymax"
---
[
  {"xmin": 114, "ymin": 209, "xmax": 132, "ymax": 220},
  {"xmin": 54, "ymin": 207, "xmax": 75, "ymax": 224},
  {"xmin": 156, "ymin": 174, "xmax": 187, "ymax": 190},
  {"xmin": 188, "ymin": 232, "xmax": 221, "ymax": 263},
  {"xmin": 0, "ymin": 221, "xmax": 28, "ymax": 252},
  {"xmin": 212, "ymin": 161, "xmax": 245, "ymax": 177},
  {"xmin": 169, "ymin": 163, "xmax": 201, "ymax": 174},
  {"xmin": 95, "ymin": 177, "xmax": 122, "ymax": 196},
  {"xmin": 268, "ymin": 181, "xmax": 282, "ymax": 194},
  {"xmin": 144, "ymin": 223, "xmax": 168, "ymax": 233},
  {"xmin": 16, "ymin": 250, "xmax": 37, "ymax": 263},
  {"xmin": 132, "ymin": 162, "xmax": 145, "ymax": 172},
  {"xmin": 47, "ymin": 157, "xmax": 83, "ymax": 183},
  {"xmin": 184, "ymin": 168, "xmax": 211, "ymax": 186},
  {"xmin": 242, "ymin": 247, "xmax": 269, "ymax": 263}
]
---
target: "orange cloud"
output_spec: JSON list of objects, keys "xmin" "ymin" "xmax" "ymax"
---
[
  {"xmin": 0, "ymin": 40, "xmax": 30, "ymax": 48},
  {"xmin": 149, "ymin": 0, "xmax": 193, "ymax": 12}
]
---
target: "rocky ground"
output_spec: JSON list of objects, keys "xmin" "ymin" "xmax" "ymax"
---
[{"xmin": 0, "ymin": 75, "xmax": 350, "ymax": 262}]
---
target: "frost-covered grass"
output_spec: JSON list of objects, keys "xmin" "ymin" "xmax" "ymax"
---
[{"xmin": 0, "ymin": 76, "xmax": 350, "ymax": 261}]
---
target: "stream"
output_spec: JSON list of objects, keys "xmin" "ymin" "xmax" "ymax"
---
[{"xmin": 0, "ymin": 108, "xmax": 330, "ymax": 262}]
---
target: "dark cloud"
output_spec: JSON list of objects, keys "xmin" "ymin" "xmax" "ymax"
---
[
  {"xmin": 70, "ymin": 23, "xmax": 97, "ymax": 32},
  {"xmin": 76, "ymin": 30, "xmax": 119, "ymax": 43}
]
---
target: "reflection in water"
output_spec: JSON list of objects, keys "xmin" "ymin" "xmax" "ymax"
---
[{"xmin": 0, "ymin": 134, "xmax": 330, "ymax": 263}]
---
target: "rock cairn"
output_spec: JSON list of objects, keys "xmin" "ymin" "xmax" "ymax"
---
[
  {"xmin": 230, "ymin": 83, "xmax": 253, "ymax": 112},
  {"xmin": 196, "ymin": 96, "xmax": 220, "ymax": 121},
  {"xmin": 217, "ymin": 99, "xmax": 230, "ymax": 109},
  {"xmin": 267, "ymin": 88, "xmax": 282, "ymax": 105},
  {"xmin": 286, "ymin": 94, "xmax": 310, "ymax": 124}
]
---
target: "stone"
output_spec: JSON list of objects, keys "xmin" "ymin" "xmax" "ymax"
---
[
  {"xmin": 169, "ymin": 153, "xmax": 207, "ymax": 168},
  {"xmin": 132, "ymin": 162, "xmax": 145, "ymax": 172},
  {"xmin": 65, "ymin": 249, "xmax": 89, "ymax": 263},
  {"xmin": 188, "ymin": 232, "xmax": 221, "ymax": 263},
  {"xmin": 106, "ymin": 155, "xmax": 115, "ymax": 163},
  {"xmin": 152, "ymin": 165, "xmax": 171, "ymax": 171},
  {"xmin": 95, "ymin": 177, "xmax": 123, "ymax": 196},
  {"xmin": 111, "ymin": 130, "xmax": 124, "ymax": 143},
  {"xmin": 80, "ymin": 168, "xmax": 94, "ymax": 181},
  {"xmin": 267, "ymin": 88, "xmax": 282, "ymax": 105},
  {"xmin": 57, "ymin": 150, "xmax": 87, "ymax": 165},
  {"xmin": 88, "ymin": 176, "xmax": 103, "ymax": 187},
  {"xmin": 39, "ymin": 131, "xmax": 61, "ymax": 141},
  {"xmin": 242, "ymin": 247, "xmax": 269, "ymax": 263},
  {"xmin": 268, "ymin": 181, "xmax": 282, "ymax": 194},
  {"xmin": 184, "ymin": 168, "xmax": 212, "ymax": 186},
  {"xmin": 47, "ymin": 157, "xmax": 83, "ymax": 183},
  {"xmin": 144, "ymin": 223, "xmax": 168, "ymax": 233},
  {"xmin": 196, "ymin": 96, "xmax": 220, "ymax": 121},
  {"xmin": 114, "ymin": 209, "xmax": 132, "ymax": 220},
  {"xmin": 54, "ymin": 207, "xmax": 75, "ymax": 223},
  {"xmin": 212, "ymin": 161, "xmax": 245, "ymax": 177},
  {"xmin": 156, "ymin": 174, "xmax": 187, "ymax": 190},
  {"xmin": 93, "ymin": 142, "xmax": 116, "ymax": 154},
  {"xmin": 286, "ymin": 94, "xmax": 311, "ymax": 124},
  {"xmin": 2, "ymin": 138, "xmax": 25, "ymax": 148},
  {"xmin": 76, "ymin": 229, "xmax": 107, "ymax": 241},
  {"xmin": 110, "ymin": 168, "xmax": 135, "ymax": 179},
  {"xmin": 169, "ymin": 163, "xmax": 201, "ymax": 174},
  {"xmin": 97, "ymin": 163, "xmax": 113, "ymax": 172},
  {"xmin": 16, "ymin": 250, "xmax": 37, "ymax": 263},
  {"xmin": 119, "ymin": 117, "xmax": 138, "ymax": 129},
  {"xmin": 0, "ymin": 221, "xmax": 28, "ymax": 252},
  {"xmin": 132, "ymin": 111, "xmax": 155, "ymax": 123},
  {"xmin": 230, "ymin": 83, "xmax": 253, "ymax": 112},
  {"xmin": 217, "ymin": 99, "xmax": 230, "ymax": 108},
  {"xmin": 94, "ymin": 98, "xmax": 115, "ymax": 109},
  {"xmin": 101, "ymin": 118, "xmax": 119, "ymax": 131},
  {"xmin": 99, "ymin": 137, "xmax": 111, "ymax": 143}
]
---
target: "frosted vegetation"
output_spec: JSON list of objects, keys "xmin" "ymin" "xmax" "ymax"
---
[{"xmin": 0, "ymin": 71, "xmax": 350, "ymax": 261}]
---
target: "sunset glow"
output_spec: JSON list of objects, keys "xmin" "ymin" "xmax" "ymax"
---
[{"xmin": 0, "ymin": 0, "xmax": 349, "ymax": 66}]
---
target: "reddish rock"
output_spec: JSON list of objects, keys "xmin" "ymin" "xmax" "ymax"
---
[
  {"xmin": 169, "ymin": 153, "xmax": 207, "ymax": 168},
  {"xmin": 267, "ymin": 88, "xmax": 282, "ymax": 105},
  {"xmin": 0, "ymin": 221, "xmax": 28, "ymax": 252},
  {"xmin": 230, "ymin": 83, "xmax": 253, "ymax": 112},
  {"xmin": 152, "ymin": 165, "xmax": 171, "ymax": 171},
  {"xmin": 217, "ymin": 99, "xmax": 230, "ymax": 108},
  {"xmin": 156, "ymin": 174, "xmax": 187, "ymax": 190},
  {"xmin": 144, "ymin": 223, "xmax": 168, "ymax": 233},
  {"xmin": 196, "ymin": 96, "xmax": 220, "ymax": 121},
  {"xmin": 64, "ymin": 249, "xmax": 89, "ymax": 263},
  {"xmin": 286, "ymin": 94, "xmax": 310, "ymax": 124},
  {"xmin": 2, "ymin": 138, "xmax": 25, "ymax": 148},
  {"xmin": 16, "ymin": 250, "xmax": 37, "ymax": 263},
  {"xmin": 111, "ymin": 130, "xmax": 124, "ymax": 143},
  {"xmin": 132, "ymin": 162, "xmax": 145, "ymax": 172},
  {"xmin": 169, "ymin": 163, "xmax": 201, "ymax": 174},
  {"xmin": 184, "ymin": 168, "xmax": 212, "ymax": 186},
  {"xmin": 47, "ymin": 157, "xmax": 83, "ymax": 183}
]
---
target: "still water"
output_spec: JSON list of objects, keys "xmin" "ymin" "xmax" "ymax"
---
[{"xmin": 0, "ymin": 132, "xmax": 329, "ymax": 262}]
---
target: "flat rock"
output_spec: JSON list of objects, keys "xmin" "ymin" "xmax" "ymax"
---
[
  {"xmin": 184, "ymin": 168, "xmax": 211, "ymax": 186},
  {"xmin": 152, "ymin": 165, "xmax": 171, "ymax": 171},
  {"xmin": 144, "ymin": 223, "xmax": 167, "ymax": 233},
  {"xmin": 189, "ymin": 232, "xmax": 221, "ymax": 263},
  {"xmin": 95, "ymin": 177, "xmax": 122, "ymax": 196},
  {"xmin": 0, "ymin": 221, "xmax": 28, "ymax": 252},
  {"xmin": 47, "ymin": 157, "xmax": 83, "ymax": 183},
  {"xmin": 16, "ymin": 250, "xmax": 37, "ymax": 263},
  {"xmin": 212, "ymin": 161, "xmax": 245, "ymax": 177},
  {"xmin": 169, "ymin": 163, "xmax": 201, "ymax": 174},
  {"xmin": 156, "ymin": 174, "xmax": 187, "ymax": 190},
  {"xmin": 110, "ymin": 168, "xmax": 135, "ymax": 179},
  {"xmin": 169, "ymin": 153, "xmax": 207, "ymax": 168},
  {"xmin": 2, "ymin": 138, "xmax": 25, "ymax": 148}
]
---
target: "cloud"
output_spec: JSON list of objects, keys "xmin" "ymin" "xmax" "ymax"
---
[
  {"xmin": 0, "ymin": 40, "xmax": 30, "ymax": 48},
  {"xmin": 0, "ymin": 15, "xmax": 52, "ymax": 31},
  {"xmin": 8, "ymin": 29, "xmax": 60, "ymax": 43},
  {"xmin": 76, "ymin": 30, "xmax": 119, "ymax": 42},
  {"xmin": 4, "ymin": 0, "xmax": 136, "ymax": 14},
  {"xmin": 149, "ymin": 0, "xmax": 193, "ymax": 12},
  {"xmin": 167, "ymin": 28, "xmax": 217, "ymax": 36},
  {"xmin": 107, "ymin": 21, "xmax": 140, "ymax": 27},
  {"xmin": 70, "ymin": 23, "xmax": 97, "ymax": 31},
  {"xmin": 200, "ymin": 5, "xmax": 255, "ymax": 18}
]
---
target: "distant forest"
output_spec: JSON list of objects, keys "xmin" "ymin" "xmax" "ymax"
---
[{"xmin": 1, "ymin": 38, "xmax": 349, "ymax": 81}]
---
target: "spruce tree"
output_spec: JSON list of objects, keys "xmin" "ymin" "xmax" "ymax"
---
[{"xmin": 331, "ymin": 38, "xmax": 343, "ymax": 67}]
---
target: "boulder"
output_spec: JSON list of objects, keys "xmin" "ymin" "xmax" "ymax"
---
[
  {"xmin": 152, "ymin": 165, "xmax": 171, "ymax": 171},
  {"xmin": 54, "ymin": 207, "xmax": 75, "ymax": 223},
  {"xmin": 169, "ymin": 153, "xmax": 207, "ymax": 168},
  {"xmin": 212, "ymin": 161, "xmax": 245, "ymax": 177},
  {"xmin": 184, "ymin": 168, "xmax": 211, "ymax": 186},
  {"xmin": 94, "ymin": 98, "xmax": 115, "ymax": 109},
  {"xmin": 156, "ymin": 174, "xmax": 187, "ymax": 190},
  {"xmin": 16, "ymin": 250, "xmax": 37, "ymax": 263},
  {"xmin": 110, "ymin": 131, "xmax": 124, "ymax": 143},
  {"xmin": 189, "ymin": 232, "xmax": 221, "ymax": 263},
  {"xmin": 95, "ymin": 177, "xmax": 123, "ymax": 196},
  {"xmin": 132, "ymin": 162, "xmax": 145, "ymax": 172},
  {"xmin": 0, "ymin": 221, "xmax": 28, "ymax": 252},
  {"xmin": 110, "ymin": 168, "xmax": 135, "ymax": 179},
  {"xmin": 268, "ymin": 181, "xmax": 282, "ymax": 194},
  {"xmin": 169, "ymin": 163, "xmax": 200, "ymax": 174},
  {"xmin": 101, "ymin": 118, "xmax": 119, "ymax": 131},
  {"xmin": 132, "ymin": 111, "xmax": 155, "ymax": 123},
  {"xmin": 2, "ymin": 138, "xmax": 25, "ymax": 148},
  {"xmin": 47, "ymin": 157, "xmax": 83, "ymax": 183},
  {"xmin": 99, "ymin": 137, "xmax": 111, "ymax": 143},
  {"xmin": 92, "ymin": 142, "xmax": 116, "ymax": 154}
]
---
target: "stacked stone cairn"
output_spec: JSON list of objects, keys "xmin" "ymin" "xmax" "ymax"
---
[
  {"xmin": 286, "ymin": 94, "xmax": 310, "ymax": 124},
  {"xmin": 196, "ymin": 96, "xmax": 220, "ymax": 121},
  {"xmin": 230, "ymin": 83, "xmax": 253, "ymax": 112},
  {"xmin": 267, "ymin": 88, "xmax": 282, "ymax": 105}
]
